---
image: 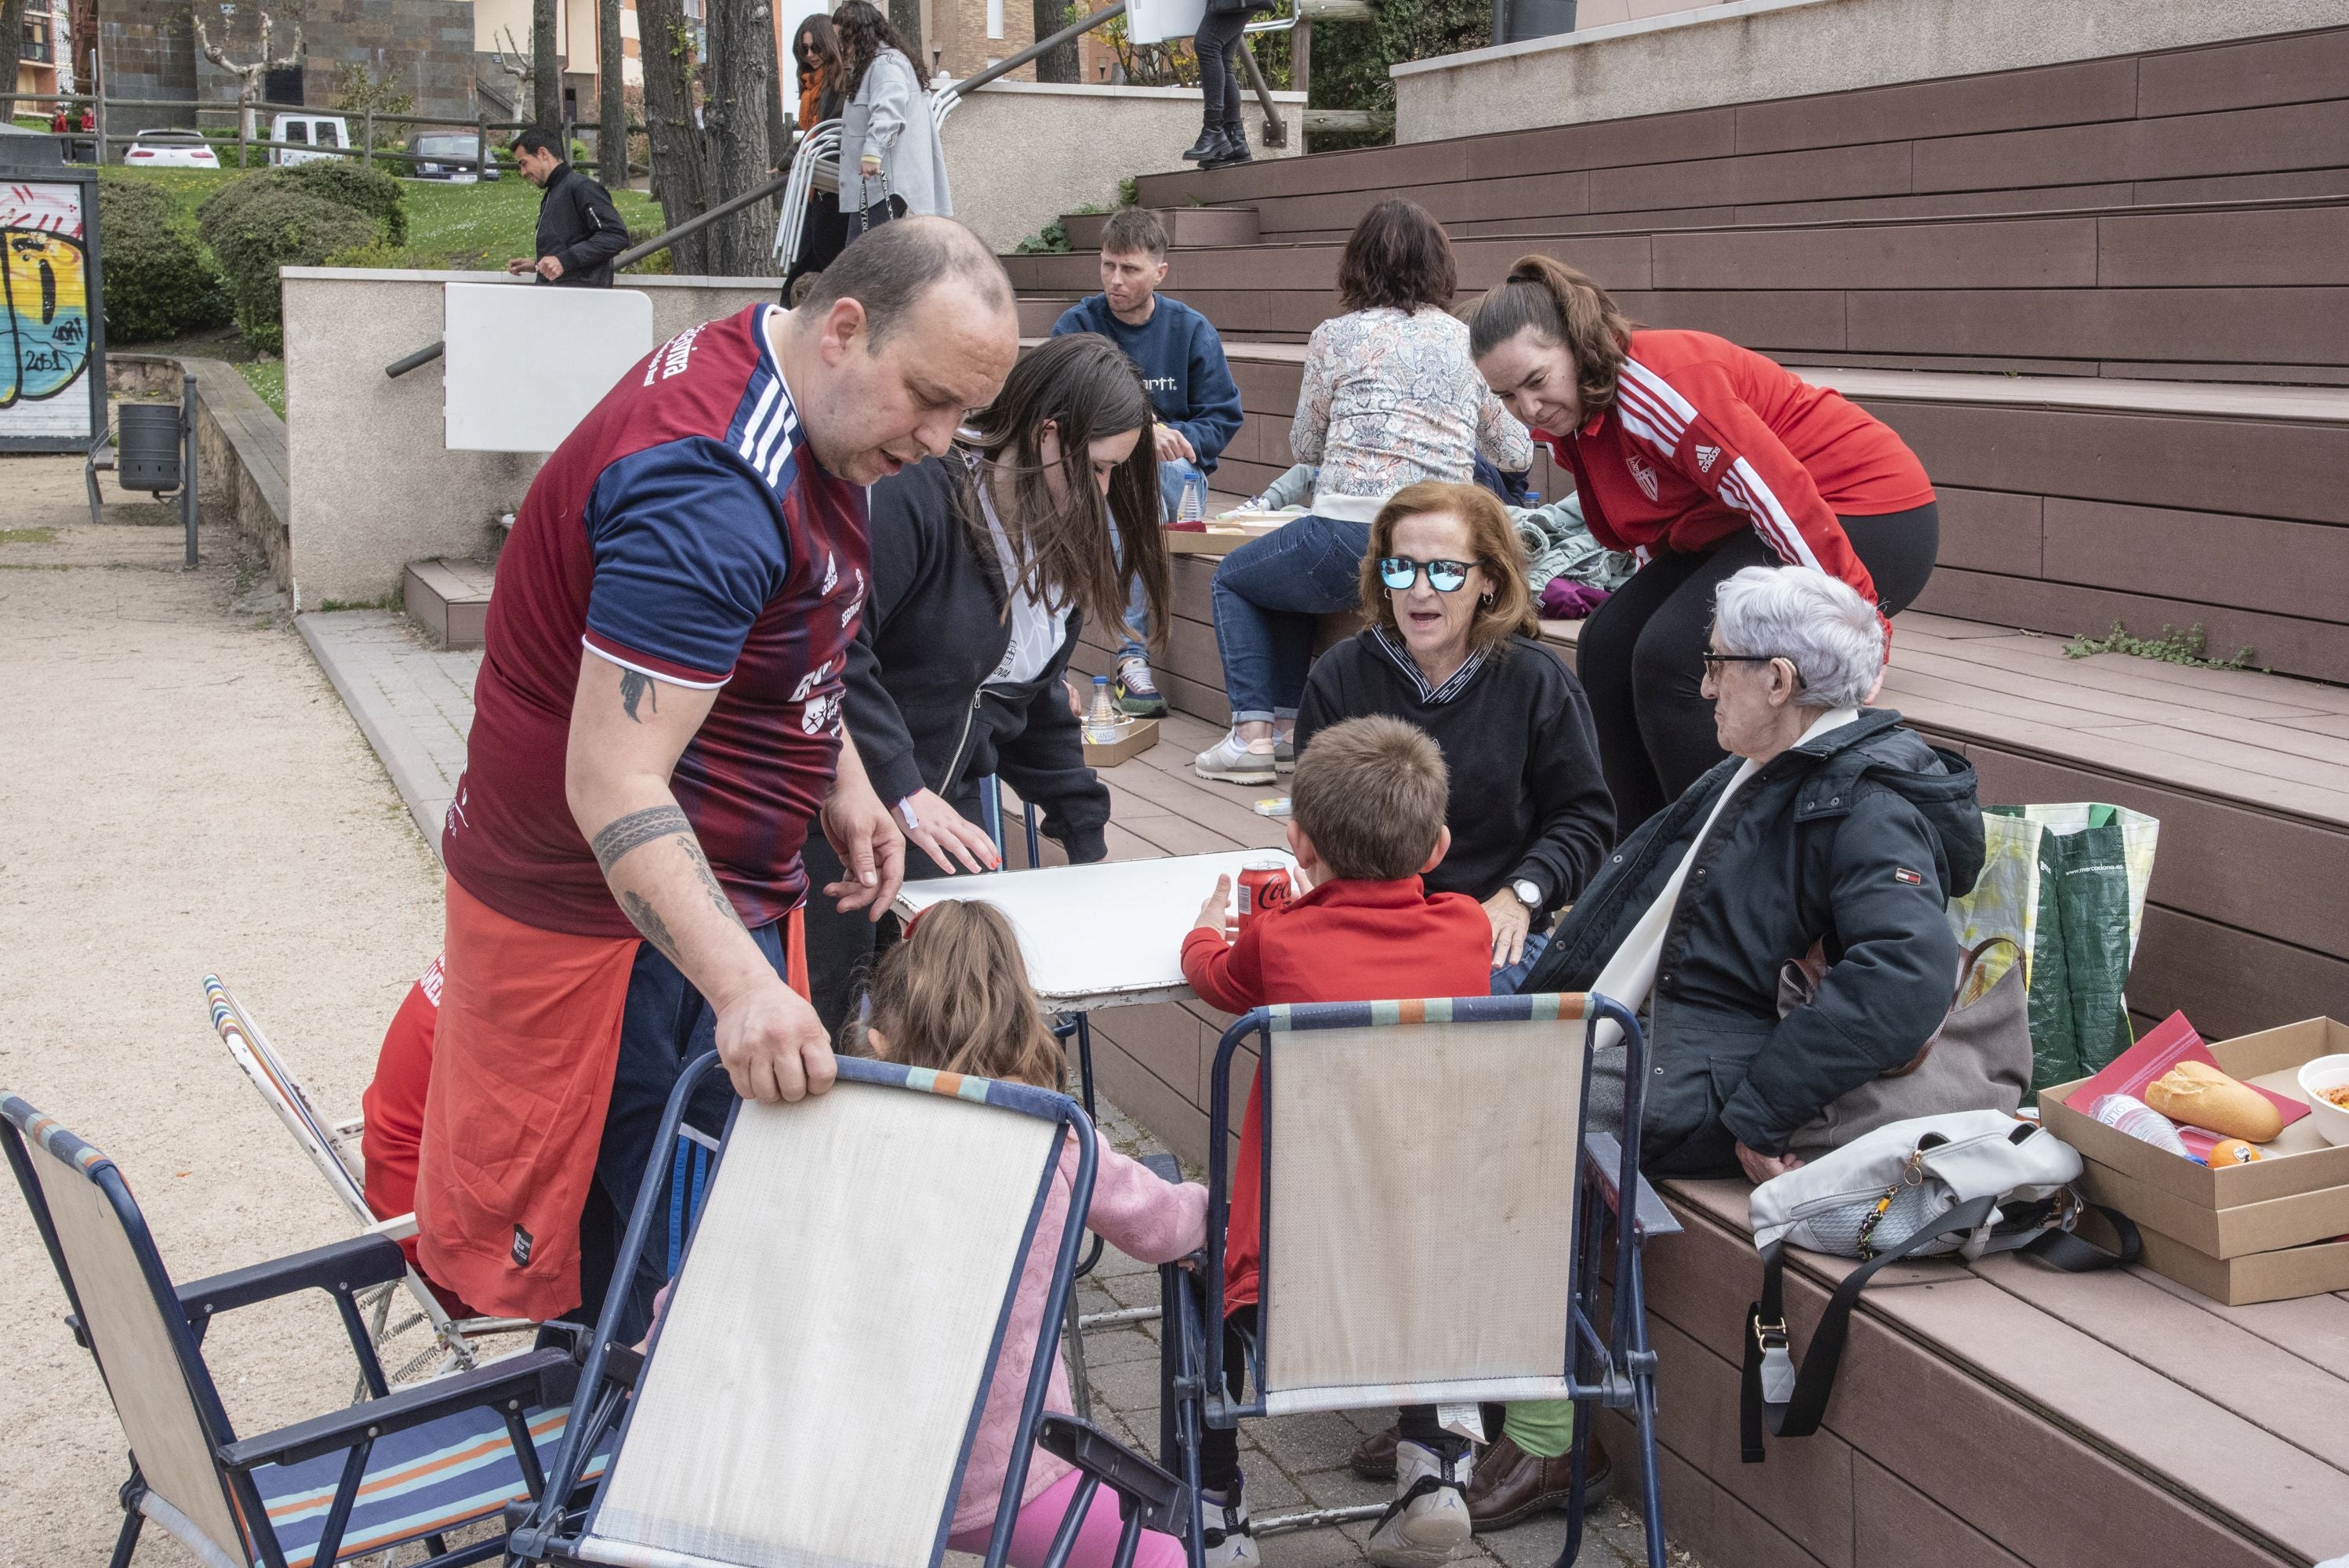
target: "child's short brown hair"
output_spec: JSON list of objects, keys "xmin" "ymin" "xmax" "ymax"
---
[{"xmin": 1290, "ymin": 715, "xmax": 1450, "ymax": 882}]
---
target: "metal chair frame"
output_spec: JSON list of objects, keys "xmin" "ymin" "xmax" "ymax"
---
[
  {"xmin": 1160, "ymin": 992, "xmax": 1678, "ymax": 1566},
  {"xmin": 2, "ymin": 1094, "xmax": 582, "ymax": 1568},
  {"xmin": 509, "ymin": 1051, "xmax": 1182, "ymax": 1568}
]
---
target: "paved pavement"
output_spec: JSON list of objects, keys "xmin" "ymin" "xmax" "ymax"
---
[{"xmin": 296, "ymin": 608, "xmax": 1688, "ymax": 1567}]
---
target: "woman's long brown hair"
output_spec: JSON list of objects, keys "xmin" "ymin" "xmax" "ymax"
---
[
  {"xmin": 957, "ymin": 333, "xmax": 1168, "ymax": 656},
  {"xmin": 1468, "ymin": 254, "xmax": 1636, "ymax": 416},
  {"xmin": 833, "ymin": 0, "xmax": 924, "ymax": 96},
  {"xmin": 847, "ymin": 901, "xmax": 1066, "ymax": 1090}
]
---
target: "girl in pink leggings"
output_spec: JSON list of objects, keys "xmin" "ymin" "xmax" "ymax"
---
[{"xmin": 851, "ymin": 900, "xmax": 1206, "ymax": 1568}]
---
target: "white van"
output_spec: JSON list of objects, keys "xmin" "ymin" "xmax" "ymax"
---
[{"xmin": 270, "ymin": 113, "xmax": 353, "ymax": 167}]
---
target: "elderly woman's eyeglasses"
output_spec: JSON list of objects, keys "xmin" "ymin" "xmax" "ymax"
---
[
  {"xmin": 1378, "ymin": 556, "xmax": 1471, "ymax": 593},
  {"xmin": 1701, "ymin": 650, "xmax": 1804, "ymax": 685}
]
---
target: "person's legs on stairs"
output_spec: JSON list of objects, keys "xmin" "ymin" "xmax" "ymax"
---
[
  {"xmin": 1575, "ymin": 550, "xmax": 1701, "ymax": 833},
  {"xmin": 1199, "ymin": 515, "xmax": 1366, "ymax": 780},
  {"xmin": 1629, "ymin": 534, "xmax": 1776, "ymax": 803},
  {"xmin": 1186, "ymin": 11, "xmax": 1246, "ymax": 161}
]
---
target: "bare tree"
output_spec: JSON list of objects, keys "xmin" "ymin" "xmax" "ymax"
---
[
  {"xmin": 598, "ymin": 0, "xmax": 628, "ymax": 184},
  {"xmin": 635, "ymin": 0, "xmax": 710, "ymax": 273},
  {"xmin": 488, "ymin": 26, "xmax": 533, "ymax": 125},
  {"xmin": 191, "ymin": 5, "xmax": 305, "ymax": 141},
  {"xmin": 531, "ymin": 0, "xmax": 562, "ymax": 132},
  {"xmin": 699, "ymin": 0, "xmax": 775, "ymax": 274}
]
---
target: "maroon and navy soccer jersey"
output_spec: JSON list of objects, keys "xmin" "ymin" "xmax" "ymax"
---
[{"xmin": 443, "ymin": 303, "xmax": 870, "ymax": 938}]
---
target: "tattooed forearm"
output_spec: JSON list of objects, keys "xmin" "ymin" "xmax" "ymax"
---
[
  {"xmin": 620, "ymin": 891, "xmax": 681, "ymax": 964},
  {"xmin": 619, "ymin": 670, "xmax": 659, "ymax": 723},
  {"xmin": 684, "ymin": 840, "xmax": 746, "ymax": 928},
  {"xmin": 590, "ymin": 804, "xmax": 692, "ymax": 874}
]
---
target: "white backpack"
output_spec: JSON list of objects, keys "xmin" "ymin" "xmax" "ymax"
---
[{"xmin": 1740, "ymin": 1111, "xmax": 2137, "ymax": 1461}]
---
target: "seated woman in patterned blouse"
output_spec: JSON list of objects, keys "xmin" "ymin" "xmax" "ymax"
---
[{"xmin": 1193, "ymin": 198, "xmax": 1533, "ymax": 786}]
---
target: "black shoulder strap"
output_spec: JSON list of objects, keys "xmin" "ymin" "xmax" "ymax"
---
[{"xmin": 1739, "ymin": 1193, "xmax": 2140, "ymax": 1464}]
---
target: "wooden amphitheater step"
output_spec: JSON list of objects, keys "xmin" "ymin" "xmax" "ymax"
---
[
  {"xmin": 402, "ymin": 559, "xmax": 494, "ymax": 650},
  {"xmin": 1060, "ymin": 206, "xmax": 1260, "ymax": 251}
]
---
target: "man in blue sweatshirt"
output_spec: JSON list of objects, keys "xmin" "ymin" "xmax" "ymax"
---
[{"xmin": 1051, "ymin": 207, "xmax": 1242, "ymax": 717}]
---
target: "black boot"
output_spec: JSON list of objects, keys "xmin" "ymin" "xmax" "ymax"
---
[
  {"xmin": 1182, "ymin": 122, "xmax": 1228, "ymax": 162},
  {"xmin": 1204, "ymin": 119, "xmax": 1251, "ymax": 168}
]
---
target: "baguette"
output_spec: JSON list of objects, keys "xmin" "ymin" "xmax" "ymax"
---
[{"xmin": 2144, "ymin": 1061, "xmax": 2284, "ymax": 1143}]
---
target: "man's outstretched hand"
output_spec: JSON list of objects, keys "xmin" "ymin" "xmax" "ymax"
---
[{"xmin": 713, "ymin": 972, "xmax": 837, "ymax": 1102}]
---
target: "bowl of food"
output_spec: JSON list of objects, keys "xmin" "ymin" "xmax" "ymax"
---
[{"xmin": 2296, "ymin": 1054, "xmax": 2349, "ymax": 1148}]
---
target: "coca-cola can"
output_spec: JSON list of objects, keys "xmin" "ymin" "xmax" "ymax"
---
[{"xmin": 1237, "ymin": 859, "xmax": 1293, "ymax": 931}]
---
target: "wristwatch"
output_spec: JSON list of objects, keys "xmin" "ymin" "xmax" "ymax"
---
[{"xmin": 1510, "ymin": 877, "xmax": 1544, "ymax": 912}]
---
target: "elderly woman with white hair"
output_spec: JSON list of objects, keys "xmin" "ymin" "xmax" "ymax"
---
[{"xmin": 1474, "ymin": 564, "xmax": 1985, "ymax": 1528}]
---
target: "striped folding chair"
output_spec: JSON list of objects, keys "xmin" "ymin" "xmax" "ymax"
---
[
  {"xmin": 1160, "ymin": 992, "xmax": 1678, "ymax": 1568},
  {"xmin": 511, "ymin": 1051, "xmax": 1189, "ymax": 1568},
  {"xmin": 205, "ymin": 974, "xmax": 536, "ymax": 1385},
  {"xmin": 2, "ymin": 1092, "xmax": 604, "ymax": 1568}
]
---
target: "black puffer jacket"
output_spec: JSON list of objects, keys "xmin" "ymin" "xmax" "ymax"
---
[
  {"xmin": 844, "ymin": 455, "xmax": 1109, "ymax": 862},
  {"xmin": 532, "ymin": 162, "xmax": 630, "ymax": 287},
  {"xmin": 1525, "ymin": 710, "xmax": 1984, "ymax": 1174}
]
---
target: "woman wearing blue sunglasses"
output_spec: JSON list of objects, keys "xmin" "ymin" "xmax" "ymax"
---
[{"xmin": 1292, "ymin": 480, "xmax": 1614, "ymax": 985}]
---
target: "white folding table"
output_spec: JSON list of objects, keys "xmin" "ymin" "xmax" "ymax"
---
[{"xmin": 895, "ymin": 848, "xmax": 1298, "ymax": 1414}]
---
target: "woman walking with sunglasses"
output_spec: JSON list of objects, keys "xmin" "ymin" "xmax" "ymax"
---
[
  {"xmin": 1293, "ymin": 481, "xmax": 1612, "ymax": 987},
  {"xmin": 1470, "ymin": 256, "xmax": 1938, "ymax": 832}
]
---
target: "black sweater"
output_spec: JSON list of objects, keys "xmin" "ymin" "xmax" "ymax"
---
[
  {"xmin": 1295, "ymin": 630, "xmax": 1614, "ymax": 918},
  {"xmin": 844, "ymin": 456, "xmax": 1109, "ymax": 863}
]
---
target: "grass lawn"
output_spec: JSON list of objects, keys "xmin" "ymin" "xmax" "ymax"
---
[
  {"xmin": 105, "ymin": 165, "xmax": 665, "ymax": 272},
  {"xmin": 237, "ymin": 361, "xmax": 287, "ymax": 419}
]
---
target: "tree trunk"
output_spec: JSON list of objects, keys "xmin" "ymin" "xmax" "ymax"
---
[
  {"xmin": 635, "ymin": 0, "xmax": 710, "ymax": 274},
  {"xmin": 532, "ymin": 0, "xmax": 563, "ymax": 133},
  {"xmin": 887, "ymin": 0, "xmax": 923, "ymax": 70},
  {"xmin": 1033, "ymin": 0, "xmax": 1078, "ymax": 83},
  {"xmin": 761, "ymin": 0, "xmax": 790, "ymax": 172},
  {"xmin": 0, "ymin": 0, "xmax": 24, "ymax": 123},
  {"xmin": 598, "ymin": 0, "xmax": 627, "ymax": 184},
  {"xmin": 699, "ymin": 0, "xmax": 776, "ymax": 275}
]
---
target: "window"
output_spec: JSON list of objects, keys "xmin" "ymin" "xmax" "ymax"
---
[
  {"xmin": 315, "ymin": 120, "xmax": 339, "ymax": 147},
  {"xmin": 283, "ymin": 120, "xmax": 309, "ymax": 144},
  {"xmin": 986, "ymin": 0, "xmax": 1003, "ymax": 38}
]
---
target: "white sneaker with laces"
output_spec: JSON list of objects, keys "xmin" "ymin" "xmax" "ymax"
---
[
  {"xmin": 1194, "ymin": 729, "xmax": 1278, "ymax": 785},
  {"xmin": 1365, "ymin": 1439, "xmax": 1473, "ymax": 1567},
  {"xmin": 1200, "ymin": 1480, "xmax": 1262, "ymax": 1568}
]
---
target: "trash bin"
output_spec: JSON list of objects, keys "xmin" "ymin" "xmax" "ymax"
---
[{"xmin": 117, "ymin": 402, "xmax": 183, "ymax": 492}]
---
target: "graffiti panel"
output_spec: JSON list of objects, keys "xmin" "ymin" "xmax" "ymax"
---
[{"xmin": 1, "ymin": 180, "xmax": 94, "ymax": 443}]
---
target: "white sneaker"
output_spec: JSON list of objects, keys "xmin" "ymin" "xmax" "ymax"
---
[
  {"xmin": 1194, "ymin": 729, "xmax": 1278, "ymax": 785},
  {"xmin": 1200, "ymin": 1480, "xmax": 1262, "ymax": 1568},
  {"xmin": 1365, "ymin": 1439, "xmax": 1472, "ymax": 1567}
]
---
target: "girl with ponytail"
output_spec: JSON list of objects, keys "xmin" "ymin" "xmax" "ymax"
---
[{"xmin": 1469, "ymin": 256, "xmax": 1942, "ymax": 830}]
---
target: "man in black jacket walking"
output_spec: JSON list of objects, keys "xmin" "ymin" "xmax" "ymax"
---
[{"xmin": 505, "ymin": 129, "xmax": 630, "ymax": 287}]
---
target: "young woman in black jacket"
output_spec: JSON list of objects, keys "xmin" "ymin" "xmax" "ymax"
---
[{"xmin": 804, "ymin": 333, "xmax": 1171, "ymax": 1031}]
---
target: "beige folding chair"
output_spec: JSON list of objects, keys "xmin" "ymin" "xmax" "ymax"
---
[
  {"xmin": 204, "ymin": 973, "xmax": 534, "ymax": 1384},
  {"xmin": 2, "ymin": 1091, "xmax": 596, "ymax": 1568},
  {"xmin": 512, "ymin": 1051, "xmax": 1191, "ymax": 1568},
  {"xmin": 1164, "ymin": 991, "xmax": 1676, "ymax": 1568}
]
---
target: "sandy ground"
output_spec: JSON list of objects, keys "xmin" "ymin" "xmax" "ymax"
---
[{"xmin": 0, "ymin": 446, "xmax": 445, "ymax": 1565}]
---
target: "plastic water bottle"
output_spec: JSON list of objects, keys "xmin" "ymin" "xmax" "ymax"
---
[
  {"xmin": 2089, "ymin": 1094, "xmax": 2193, "ymax": 1158},
  {"xmin": 1084, "ymin": 674, "xmax": 1121, "ymax": 744},
  {"xmin": 1178, "ymin": 472, "xmax": 1207, "ymax": 524}
]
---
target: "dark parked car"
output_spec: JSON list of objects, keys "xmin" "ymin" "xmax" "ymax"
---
[{"xmin": 408, "ymin": 132, "xmax": 500, "ymax": 181}]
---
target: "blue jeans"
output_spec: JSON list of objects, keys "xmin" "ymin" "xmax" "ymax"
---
[
  {"xmin": 1490, "ymin": 931, "xmax": 1552, "ymax": 996},
  {"xmin": 1124, "ymin": 458, "xmax": 1207, "ymax": 662},
  {"xmin": 1208, "ymin": 513, "xmax": 1369, "ymax": 722}
]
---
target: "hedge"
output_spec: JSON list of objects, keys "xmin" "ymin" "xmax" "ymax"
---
[
  {"xmin": 94, "ymin": 175, "xmax": 234, "ymax": 343},
  {"xmin": 202, "ymin": 190, "xmax": 380, "ymax": 353},
  {"xmin": 195, "ymin": 161, "xmax": 408, "ymax": 249}
]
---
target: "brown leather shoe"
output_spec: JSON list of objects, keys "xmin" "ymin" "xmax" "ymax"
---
[
  {"xmin": 1465, "ymin": 1432, "xmax": 1614, "ymax": 1532},
  {"xmin": 1350, "ymin": 1423, "xmax": 1398, "ymax": 1480}
]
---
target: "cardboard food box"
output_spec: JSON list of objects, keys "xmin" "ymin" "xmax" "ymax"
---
[
  {"xmin": 1083, "ymin": 717, "xmax": 1159, "ymax": 768},
  {"xmin": 2039, "ymin": 1017, "xmax": 2349, "ymax": 1298},
  {"xmin": 1164, "ymin": 516, "xmax": 1287, "ymax": 556}
]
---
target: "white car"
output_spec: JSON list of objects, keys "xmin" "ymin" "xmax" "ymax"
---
[
  {"xmin": 125, "ymin": 128, "xmax": 220, "ymax": 169},
  {"xmin": 270, "ymin": 114, "xmax": 354, "ymax": 168}
]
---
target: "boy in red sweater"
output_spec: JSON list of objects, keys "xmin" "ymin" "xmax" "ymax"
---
[{"xmin": 1180, "ymin": 715, "xmax": 1493, "ymax": 1568}]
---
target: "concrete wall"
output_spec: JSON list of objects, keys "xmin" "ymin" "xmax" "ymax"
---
[
  {"xmin": 280, "ymin": 269, "xmax": 775, "ymax": 609},
  {"xmin": 940, "ymin": 81, "xmax": 1305, "ymax": 253},
  {"xmin": 1392, "ymin": 0, "xmax": 2349, "ymax": 143}
]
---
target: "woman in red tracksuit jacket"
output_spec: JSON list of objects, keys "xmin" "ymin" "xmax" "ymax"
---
[{"xmin": 1470, "ymin": 256, "xmax": 1938, "ymax": 829}]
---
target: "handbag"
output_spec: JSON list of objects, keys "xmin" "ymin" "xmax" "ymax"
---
[
  {"xmin": 1739, "ymin": 1110, "xmax": 2137, "ymax": 1462},
  {"xmin": 1781, "ymin": 938, "xmax": 2033, "ymax": 1156}
]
